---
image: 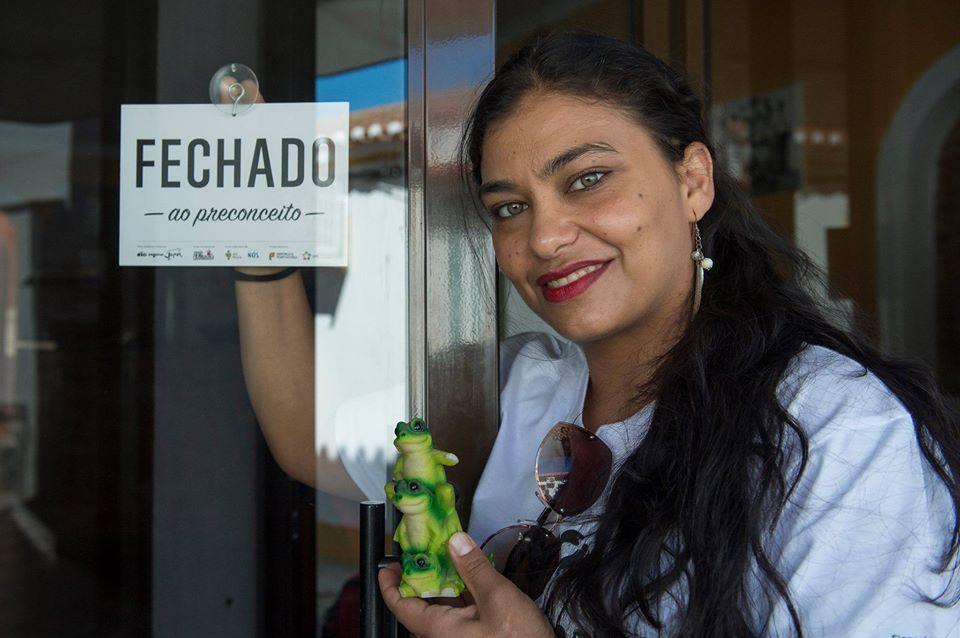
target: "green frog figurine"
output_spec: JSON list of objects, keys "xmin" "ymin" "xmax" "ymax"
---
[
  {"xmin": 386, "ymin": 418, "xmax": 466, "ymax": 598},
  {"xmin": 398, "ymin": 551, "xmax": 464, "ymax": 599},
  {"xmin": 391, "ymin": 418, "xmax": 459, "ymax": 490},
  {"xmin": 388, "ymin": 479, "xmax": 461, "ymax": 553}
]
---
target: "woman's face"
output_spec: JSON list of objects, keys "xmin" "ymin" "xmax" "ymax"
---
[{"xmin": 479, "ymin": 92, "xmax": 714, "ymax": 344}]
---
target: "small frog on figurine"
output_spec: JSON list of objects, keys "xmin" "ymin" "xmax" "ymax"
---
[
  {"xmin": 398, "ymin": 551, "xmax": 463, "ymax": 599},
  {"xmin": 391, "ymin": 418, "xmax": 459, "ymax": 489},
  {"xmin": 387, "ymin": 478, "xmax": 461, "ymax": 553}
]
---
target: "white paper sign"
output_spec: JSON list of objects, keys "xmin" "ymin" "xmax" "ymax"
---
[{"xmin": 119, "ymin": 103, "xmax": 348, "ymax": 267}]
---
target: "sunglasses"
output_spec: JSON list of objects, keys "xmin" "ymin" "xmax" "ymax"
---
[{"xmin": 478, "ymin": 422, "xmax": 613, "ymax": 599}]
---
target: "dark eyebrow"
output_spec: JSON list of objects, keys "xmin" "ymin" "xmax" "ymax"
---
[
  {"xmin": 478, "ymin": 142, "xmax": 618, "ymax": 199},
  {"xmin": 539, "ymin": 141, "xmax": 618, "ymax": 179},
  {"xmin": 477, "ymin": 179, "xmax": 516, "ymax": 198}
]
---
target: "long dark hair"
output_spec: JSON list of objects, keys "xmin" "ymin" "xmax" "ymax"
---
[{"xmin": 462, "ymin": 30, "xmax": 960, "ymax": 637}]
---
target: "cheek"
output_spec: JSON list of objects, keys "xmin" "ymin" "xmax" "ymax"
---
[
  {"xmin": 608, "ymin": 197, "xmax": 689, "ymax": 279},
  {"xmin": 629, "ymin": 224, "xmax": 692, "ymax": 300},
  {"xmin": 492, "ymin": 227, "xmax": 525, "ymax": 274},
  {"xmin": 582, "ymin": 184, "xmax": 652, "ymax": 230},
  {"xmin": 584, "ymin": 196, "xmax": 651, "ymax": 246}
]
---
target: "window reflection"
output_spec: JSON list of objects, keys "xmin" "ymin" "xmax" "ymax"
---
[{"xmin": 312, "ymin": 1, "xmax": 407, "ymax": 632}]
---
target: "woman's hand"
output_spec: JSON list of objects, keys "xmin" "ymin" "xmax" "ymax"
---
[{"xmin": 379, "ymin": 532, "xmax": 556, "ymax": 638}]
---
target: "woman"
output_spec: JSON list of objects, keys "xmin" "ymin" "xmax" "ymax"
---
[{"xmin": 373, "ymin": 31, "xmax": 960, "ymax": 637}]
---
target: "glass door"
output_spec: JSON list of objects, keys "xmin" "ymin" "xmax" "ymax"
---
[
  {"xmin": 0, "ymin": 2, "xmax": 155, "ymax": 635},
  {"xmin": 308, "ymin": 1, "xmax": 409, "ymax": 630}
]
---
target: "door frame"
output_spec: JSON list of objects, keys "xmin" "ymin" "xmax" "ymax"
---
[{"xmin": 406, "ymin": 0, "xmax": 498, "ymax": 526}]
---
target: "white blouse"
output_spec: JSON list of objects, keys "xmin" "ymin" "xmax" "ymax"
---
[{"xmin": 468, "ymin": 332, "xmax": 959, "ymax": 637}]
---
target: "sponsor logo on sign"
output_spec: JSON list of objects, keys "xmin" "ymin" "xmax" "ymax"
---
[
  {"xmin": 193, "ymin": 249, "xmax": 214, "ymax": 261},
  {"xmin": 137, "ymin": 249, "xmax": 183, "ymax": 260},
  {"xmin": 247, "ymin": 250, "xmax": 260, "ymax": 259}
]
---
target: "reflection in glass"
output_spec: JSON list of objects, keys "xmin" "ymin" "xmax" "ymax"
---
[{"xmin": 311, "ymin": 1, "xmax": 408, "ymax": 632}]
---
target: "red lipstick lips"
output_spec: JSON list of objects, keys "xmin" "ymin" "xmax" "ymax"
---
[{"xmin": 537, "ymin": 259, "xmax": 611, "ymax": 303}]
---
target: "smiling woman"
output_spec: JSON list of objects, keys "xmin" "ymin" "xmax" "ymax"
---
[
  {"xmin": 410, "ymin": 29, "xmax": 960, "ymax": 638},
  {"xmin": 478, "ymin": 94, "xmax": 712, "ymax": 351}
]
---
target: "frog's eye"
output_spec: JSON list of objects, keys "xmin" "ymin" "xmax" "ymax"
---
[
  {"xmin": 409, "ymin": 481, "xmax": 420, "ymax": 492},
  {"xmin": 412, "ymin": 420, "xmax": 423, "ymax": 431},
  {"xmin": 415, "ymin": 557, "xmax": 427, "ymax": 568}
]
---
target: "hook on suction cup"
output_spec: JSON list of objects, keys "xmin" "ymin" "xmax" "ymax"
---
[{"xmin": 209, "ymin": 63, "xmax": 259, "ymax": 117}]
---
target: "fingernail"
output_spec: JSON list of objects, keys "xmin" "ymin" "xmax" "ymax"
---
[{"xmin": 449, "ymin": 532, "xmax": 475, "ymax": 556}]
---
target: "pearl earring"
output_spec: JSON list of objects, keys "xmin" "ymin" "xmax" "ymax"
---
[{"xmin": 691, "ymin": 221, "xmax": 713, "ymax": 313}]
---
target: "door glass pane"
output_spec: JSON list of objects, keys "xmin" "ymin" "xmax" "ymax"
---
[
  {"xmin": 0, "ymin": 0, "xmax": 409, "ymax": 635},
  {"xmin": 311, "ymin": 0, "xmax": 408, "ymax": 630},
  {"xmin": 0, "ymin": 2, "xmax": 154, "ymax": 635}
]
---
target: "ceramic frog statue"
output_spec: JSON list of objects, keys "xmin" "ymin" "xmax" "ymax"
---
[
  {"xmin": 386, "ymin": 418, "xmax": 466, "ymax": 598},
  {"xmin": 387, "ymin": 478, "xmax": 461, "ymax": 553},
  {"xmin": 398, "ymin": 551, "xmax": 464, "ymax": 599},
  {"xmin": 391, "ymin": 418, "xmax": 459, "ymax": 490}
]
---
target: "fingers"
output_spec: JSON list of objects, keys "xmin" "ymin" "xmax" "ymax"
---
[
  {"xmin": 447, "ymin": 532, "xmax": 512, "ymax": 608},
  {"xmin": 217, "ymin": 75, "xmax": 240, "ymax": 104},
  {"xmin": 378, "ymin": 564, "xmax": 459, "ymax": 637},
  {"xmin": 446, "ymin": 534, "xmax": 555, "ymax": 636},
  {"xmin": 378, "ymin": 564, "xmax": 428, "ymax": 632},
  {"xmin": 246, "ymin": 78, "xmax": 264, "ymax": 103},
  {"xmin": 216, "ymin": 76, "xmax": 264, "ymax": 105},
  {"xmin": 378, "ymin": 563, "xmax": 427, "ymax": 614}
]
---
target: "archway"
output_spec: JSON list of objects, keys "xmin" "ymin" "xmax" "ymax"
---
[{"xmin": 876, "ymin": 45, "xmax": 960, "ymax": 369}]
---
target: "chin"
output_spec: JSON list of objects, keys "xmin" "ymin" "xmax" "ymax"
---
[
  {"xmin": 520, "ymin": 287, "xmax": 627, "ymax": 342},
  {"xmin": 547, "ymin": 316, "xmax": 621, "ymax": 344}
]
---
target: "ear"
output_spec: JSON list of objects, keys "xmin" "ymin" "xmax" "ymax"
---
[{"xmin": 678, "ymin": 142, "xmax": 714, "ymax": 222}]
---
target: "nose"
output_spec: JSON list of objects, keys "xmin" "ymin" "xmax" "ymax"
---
[{"xmin": 527, "ymin": 199, "xmax": 579, "ymax": 260}]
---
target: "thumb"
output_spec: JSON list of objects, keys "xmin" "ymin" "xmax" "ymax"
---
[{"xmin": 448, "ymin": 532, "xmax": 502, "ymax": 604}]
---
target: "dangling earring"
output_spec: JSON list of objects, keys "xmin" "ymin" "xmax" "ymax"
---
[{"xmin": 691, "ymin": 221, "xmax": 713, "ymax": 314}]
